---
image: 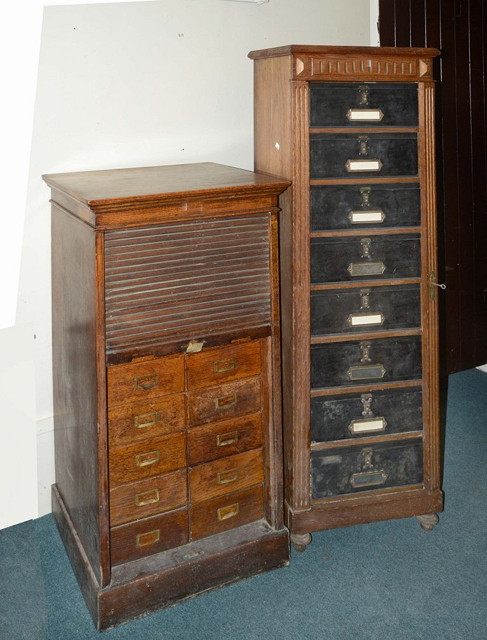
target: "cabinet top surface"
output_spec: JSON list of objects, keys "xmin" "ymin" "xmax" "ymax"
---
[
  {"xmin": 248, "ymin": 44, "xmax": 441, "ymax": 60},
  {"xmin": 42, "ymin": 162, "xmax": 290, "ymax": 207}
]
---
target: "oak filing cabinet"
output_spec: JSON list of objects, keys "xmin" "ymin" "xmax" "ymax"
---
[
  {"xmin": 43, "ymin": 163, "xmax": 290, "ymax": 628},
  {"xmin": 248, "ymin": 45, "xmax": 444, "ymax": 550}
]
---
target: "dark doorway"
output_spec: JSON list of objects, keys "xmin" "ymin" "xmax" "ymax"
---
[{"xmin": 379, "ymin": 0, "xmax": 487, "ymax": 373}]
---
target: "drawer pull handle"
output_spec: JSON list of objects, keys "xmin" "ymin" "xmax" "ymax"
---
[
  {"xmin": 216, "ymin": 431, "xmax": 239, "ymax": 447},
  {"xmin": 136, "ymin": 529, "xmax": 160, "ymax": 548},
  {"xmin": 348, "ymin": 417, "xmax": 387, "ymax": 435},
  {"xmin": 217, "ymin": 469, "xmax": 240, "ymax": 485},
  {"xmin": 360, "ymin": 237, "xmax": 372, "ymax": 259},
  {"xmin": 360, "ymin": 288, "xmax": 371, "ymax": 310},
  {"xmin": 214, "ymin": 358, "xmax": 238, "ymax": 373},
  {"xmin": 347, "ymin": 312, "xmax": 384, "ymax": 328},
  {"xmin": 133, "ymin": 412, "xmax": 159, "ymax": 429},
  {"xmin": 135, "ymin": 488, "xmax": 160, "ymax": 506},
  {"xmin": 358, "ymin": 84, "xmax": 370, "ymax": 105},
  {"xmin": 359, "ymin": 341, "xmax": 372, "ymax": 364},
  {"xmin": 358, "ymin": 135, "xmax": 369, "ymax": 156},
  {"xmin": 135, "ymin": 450, "xmax": 160, "ymax": 467},
  {"xmin": 133, "ymin": 374, "xmax": 158, "ymax": 391},
  {"xmin": 346, "ymin": 108, "xmax": 384, "ymax": 122},
  {"xmin": 217, "ymin": 503, "xmax": 240, "ymax": 521},
  {"xmin": 361, "ymin": 392, "xmax": 373, "ymax": 417},
  {"xmin": 350, "ymin": 470, "xmax": 388, "ymax": 488},
  {"xmin": 214, "ymin": 393, "xmax": 237, "ymax": 410},
  {"xmin": 347, "ymin": 364, "xmax": 386, "ymax": 381},
  {"xmin": 347, "ymin": 261, "xmax": 386, "ymax": 277}
]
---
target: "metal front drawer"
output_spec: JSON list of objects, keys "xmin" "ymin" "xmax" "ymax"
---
[
  {"xmin": 310, "ymin": 183, "xmax": 421, "ymax": 231},
  {"xmin": 311, "ymin": 439, "xmax": 423, "ymax": 499},
  {"xmin": 310, "ymin": 284, "xmax": 421, "ymax": 335},
  {"xmin": 310, "ymin": 234, "xmax": 421, "ymax": 284},
  {"xmin": 310, "ymin": 336, "xmax": 422, "ymax": 389},
  {"xmin": 310, "ymin": 388, "xmax": 423, "ymax": 443},
  {"xmin": 310, "ymin": 82, "xmax": 418, "ymax": 127},
  {"xmin": 310, "ymin": 133, "xmax": 418, "ymax": 179}
]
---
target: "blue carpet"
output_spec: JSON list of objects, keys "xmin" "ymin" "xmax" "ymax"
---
[{"xmin": 1, "ymin": 369, "xmax": 486, "ymax": 639}]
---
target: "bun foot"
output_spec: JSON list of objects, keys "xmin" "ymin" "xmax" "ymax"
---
[
  {"xmin": 291, "ymin": 532, "xmax": 312, "ymax": 552},
  {"xmin": 416, "ymin": 513, "xmax": 439, "ymax": 532}
]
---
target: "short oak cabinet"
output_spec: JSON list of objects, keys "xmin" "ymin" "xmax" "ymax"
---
[
  {"xmin": 44, "ymin": 163, "xmax": 290, "ymax": 628},
  {"xmin": 248, "ymin": 45, "xmax": 444, "ymax": 551}
]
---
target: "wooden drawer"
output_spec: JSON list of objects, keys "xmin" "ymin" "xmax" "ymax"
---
[
  {"xmin": 188, "ymin": 413, "xmax": 263, "ymax": 466},
  {"xmin": 190, "ymin": 448, "xmax": 264, "ymax": 503},
  {"xmin": 188, "ymin": 376, "xmax": 261, "ymax": 427},
  {"xmin": 310, "ymin": 285, "xmax": 421, "ymax": 336},
  {"xmin": 109, "ymin": 433, "xmax": 186, "ymax": 487},
  {"xmin": 190, "ymin": 485, "xmax": 264, "ymax": 541},
  {"xmin": 311, "ymin": 439, "xmax": 423, "ymax": 499},
  {"xmin": 311, "ymin": 388, "xmax": 423, "ymax": 443},
  {"xmin": 310, "ymin": 183, "xmax": 421, "ymax": 231},
  {"xmin": 310, "ymin": 132, "xmax": 418, "ymax": 179},
  {"xmin": 310, "ymin": 336, "xmax": 422, "ymax": 389},
  {"xmin": 110, "ymin": 508, "xmax": 188, "ymax": 566},
  {"xmin": 310, "ymin": 82, "xmax": 418, "ymax": 128},
  {"xmin": 109, "ymin": 469, "xmax": 187, "ymax": 527},
  {"xmin": 310, "ymin": 234, "xmax": 421, "ymax": 284},
  {"xmin": 186, "ymin": 341, "xmax": 261, "ymax": 390},
  {"xmin": 108, "ymin": 393, "xmax": 185, "ymax": 448},
  {"xmin": 107, "ymin": 354, "xmax": 185, "ymax": 407}
]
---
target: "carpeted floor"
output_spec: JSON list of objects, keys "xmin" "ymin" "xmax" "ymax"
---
[{"xmin": 1, "ymin": 369, "xmax": 486, "ymax": 639}]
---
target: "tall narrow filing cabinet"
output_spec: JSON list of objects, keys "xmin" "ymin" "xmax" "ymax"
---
[
  {"xmin": 43, "ymin": 163, "xmax": 290, "ymax": 628},
  {"xmin": 249, "ymin": 45, "xmax": 444, "ymax": 550}
]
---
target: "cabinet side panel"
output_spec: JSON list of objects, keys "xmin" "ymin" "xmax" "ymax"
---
[
  {"xmin": 52, "ymin": 206, "xmax": 101, "ymax": 581},
  {"xmin": 253, "ymin": 56, "xmax": 293, "ymax": 180}
]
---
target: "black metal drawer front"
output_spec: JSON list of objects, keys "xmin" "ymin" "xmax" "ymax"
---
[
  {"xmin": 310, "ymin": 388, "xmax": 423, "ymax": 443},
  {"xmin": 310, "ymin": 183, "xmax": 421, "ymax": 231},
  {"xmin": 310, "ymin": 234, "xmax": 420, "ymax": 284},
  {"xmin": 310, "ymin": 336, "xmax": 422, "ymax": 389},
  {"xmin": 310, "ymin": 284, "xmax": 421, "ymax": 335},
  {"xmin": 310, "ymin": 439, "xmax": 423, "ymax": 499},
  {"xmin": 310, "ymin": 82, "xmax": 418, "ymax": 128},
  {"xmin": 310, "ymin": 133, "xmax": 418, "ymax": 179}
]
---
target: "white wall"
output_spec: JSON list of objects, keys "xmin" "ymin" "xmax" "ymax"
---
[{"xmin": 1, "ymin": 0, "xmax": 377, "ymax": 529}]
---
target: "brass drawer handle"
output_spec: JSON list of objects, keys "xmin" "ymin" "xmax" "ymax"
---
[
  {"xmin": 217, "ymin": 469, "xmax": 240, "ymax": 485},
  {"xmin": 135, "ymin": 450, "xmax": 160, "ymax": 468},
  {"xmin": 217, "ymin": 503, "xmax": 239, "ymax": 521},
  {"xmin": 133, "ymin": 412, "xmax": 159, "ymax": 429},
  {"xmin": 358, "ymin": 84, "xmax": 369, "ymax": 105},
  {"xmin": 136, "ymin": 529, "xmax": 160, "ymax": 548},
  {"xmin": 214, "ymin": 393, "xmax": 237, "ymax": 410},
  {"xmin": 133, "ymin": 373, "xmax": 159, "ymax": 391},
  {"xmin": 135, "ymin": 488, "xmax": 160, "ymax": 507},
  {"xmin": 214, "ymin": 358, "xmax": 238, "ymax": 373},
  {"xmin": 216, "ymin": 431, "xmax": 239, "ymax": 447}
]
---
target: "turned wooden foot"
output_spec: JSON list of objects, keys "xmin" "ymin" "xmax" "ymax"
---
[
  {"xmin": 416, "ymin": 513, "xmax": 440, "ymax": 532},
  {"xmin": 291, "ymin": 532, "xmax": 312, "ymax": 552}
]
